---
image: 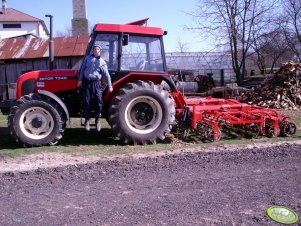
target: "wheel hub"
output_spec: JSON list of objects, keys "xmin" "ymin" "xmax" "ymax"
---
[
  {"xmin": 131, "ymin": 103, "xmax": 154, "ymax": 125},
  {"xmin": 125, "ymin": 96, "xmax": 163, "ymax": 134},
  {"xmin": 19, "ymin": 107, "xmax": 54, "ymax": 140},
  {"xmin": 31, "ymin": 117, "xmax": 43, "ymax": 129}
]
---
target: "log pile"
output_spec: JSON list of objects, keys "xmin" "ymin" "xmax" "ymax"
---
[
  {"xmin": 240, "ymin": 61, "xmax": 301, "ymax": 110},
  {"xmin": 195, "ymin": 74, "xmax": 215, "ymax": 93}
]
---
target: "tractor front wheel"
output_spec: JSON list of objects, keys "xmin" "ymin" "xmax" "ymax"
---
[
  {"xmin": 109, "ymin": 80, "xmax": 175, "ymax": 144},
  {"xmin": 8, "ymin": 94, "xmax": 64, "ymax": 146}
]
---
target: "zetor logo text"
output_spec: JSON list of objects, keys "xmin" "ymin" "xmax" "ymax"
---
[{"xmin": 39, "ymin": 76, "xmax": 69, "ymax": 81}]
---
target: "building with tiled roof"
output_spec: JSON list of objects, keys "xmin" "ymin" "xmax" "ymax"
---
[
  {"xmin": 0, "ymin": 35, "xmax": 89, "ymax": 60},
  {"xmin": 0, "ymin": 0, "xmax": 49, "ymax": 39}
]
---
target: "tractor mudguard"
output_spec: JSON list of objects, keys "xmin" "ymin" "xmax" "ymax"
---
[
  {"xmin": 37, "ymin": 90, "xmax": 70, "ymax": 126},
  {"xmin": 161, "ymin": 75, "xmax": 178, "ymax": 92}
]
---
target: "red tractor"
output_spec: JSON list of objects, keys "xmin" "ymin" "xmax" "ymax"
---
[{"xmin": 1, "ymin": 19, "xmax": 296, "ymax": 146}]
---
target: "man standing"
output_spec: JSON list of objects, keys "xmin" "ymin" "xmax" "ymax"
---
[{"xmin": 77, "ymin": 45, "xmax": 113, "ymax": 131}]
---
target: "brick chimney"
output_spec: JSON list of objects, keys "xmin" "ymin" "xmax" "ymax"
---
[
  {"xmin": 72, "ymin": 0, "xmax": 88, "ymax": 36},
  {"xmin": 2, "ymin": 0, "xmax": 7, "ymax": 14}
]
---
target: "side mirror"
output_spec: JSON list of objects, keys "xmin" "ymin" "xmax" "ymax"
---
[{"xmin": 122, "ymin": 34, "xmax": 129, "ymax": 46}]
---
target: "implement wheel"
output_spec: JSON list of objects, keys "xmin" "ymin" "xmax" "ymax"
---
[
  {"xmin": 280, "ymin": 120, "xmax": 297, "ymax": 137},
  {"xmin": 109, "ymin": 80, "xmax": 175, "ymax": 144}
]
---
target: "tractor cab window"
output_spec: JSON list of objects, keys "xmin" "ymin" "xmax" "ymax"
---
[
  {"xmin": 121, "ymin": 35, "xmax": 164, "ymax": 72},
  {"xmin": 92, "ymin": 34, "xmax": 119, "ymax": 71}
]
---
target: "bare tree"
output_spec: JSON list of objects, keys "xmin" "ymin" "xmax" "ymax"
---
[
  {"xmin": 175, "ymin": 37, "xmax": 190, "ymax": 52},
  {"xmin": 55, "ymin": 22, "xmax": 93, "ymax": 37},
  {"xmin": 251, "ymin": 28, "xmax": 293, "ymax": 74},
  {"xmin": 55, "ymin": 26, "xmax": 72, "ymax": 37},
  {"xmin": 281, "ymin": 0, "xmax": 301, "ymax": 61},
  {"xmin": 188, "ymin": 0, "xmax": 279, "ymax": 84}
]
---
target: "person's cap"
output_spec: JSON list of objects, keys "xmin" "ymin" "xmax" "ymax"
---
[{"xmin": 93, "ymin": 44, "xmax": 102, "ymax": 50}]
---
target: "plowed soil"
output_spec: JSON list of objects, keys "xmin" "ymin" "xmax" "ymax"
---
[{"xmin": 0, "ymin": 142, "xmax": 300, "ymax": 226}]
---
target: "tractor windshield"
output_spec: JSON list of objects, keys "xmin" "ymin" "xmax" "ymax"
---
[{"xmin": 121, "ymin": 35, "xmax": 165, "ymax": 72}]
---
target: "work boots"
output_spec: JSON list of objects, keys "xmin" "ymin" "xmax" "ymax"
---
[
  {"xmin": 84, "ymin": 119, "xmax": 90, "ymax": 131},
  {"xmin": 96, "ymin": 118, "xmax": 101, "ymax": 132},
  {"xmin": 84, "ymin": 119, "xmax": 101, "ymax": 131}
]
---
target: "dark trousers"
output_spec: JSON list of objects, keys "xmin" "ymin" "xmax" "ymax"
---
[{"xmin": 82, "ymin": 80, "xmax": 103, "ymax": 120}]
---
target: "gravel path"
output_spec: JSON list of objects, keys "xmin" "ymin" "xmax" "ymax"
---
[{"xmin": 0, "ymin": 142, "xmax": 300, "ymax": 225}]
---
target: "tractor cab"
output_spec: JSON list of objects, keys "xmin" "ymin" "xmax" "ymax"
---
[{"xmin": 84, "ymin": 18, "xmax": 168, "ymax": 84}]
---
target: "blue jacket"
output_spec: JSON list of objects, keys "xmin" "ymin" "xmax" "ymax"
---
[{"xmin": 79, "ymin": 54, "xmax": 112, "ymax": 88}]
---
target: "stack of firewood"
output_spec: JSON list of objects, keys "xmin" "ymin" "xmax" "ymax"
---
[
  {"xmin": 240, "ymin": 61, "xmax": 301, "ymax": 110},
  {"xmin": 195, "ymin": 74, "xmax": 215, "ymax": 92}
]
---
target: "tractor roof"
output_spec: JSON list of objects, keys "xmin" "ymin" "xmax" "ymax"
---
[{"xmin": 93, "ymin": 23, "xmax": 164, "ymax": 36}]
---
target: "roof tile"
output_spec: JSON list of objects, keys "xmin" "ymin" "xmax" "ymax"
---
[
  {"xmin": 0, "ymin": 35, "xmax": 89, "ymax": 60},
  {"xmin": 0, "ymin": 8, "xmax": 42, "ymax": 22}
]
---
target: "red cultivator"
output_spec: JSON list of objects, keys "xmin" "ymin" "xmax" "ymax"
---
[{"xmin": 173, "ymin": 94, "xmax": 297, "ymax": 141}]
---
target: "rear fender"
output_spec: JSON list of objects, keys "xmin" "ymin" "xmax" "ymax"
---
[
  {"xmin": 103, "ymin": 72, "xmax": 178, "ymax": 102},
  {"xmin": 37, "ymin": 90, "xmax": 70, "ymax": 126}
]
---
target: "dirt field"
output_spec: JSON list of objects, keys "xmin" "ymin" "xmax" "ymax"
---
[{"xmin": 0, "ymin": 141, "xmax": 300, "ymax": 225}]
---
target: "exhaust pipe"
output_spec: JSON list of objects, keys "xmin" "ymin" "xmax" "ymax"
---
[{"xmin": 45, "ymin": 14, "xmax": 54, "ymax": 70}]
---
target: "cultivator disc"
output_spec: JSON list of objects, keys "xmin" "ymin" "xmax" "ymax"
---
[
  {"xmin": 195, "ymin": 122, "xmax": 221, "ymax": 142},
  {"xmin": 220, "ymin": 123, "xmax": 261, "ymax": 139},
  {"xmin": 241, "ymin": 123, "xmax": 261, "ymax": 138},
  {"xmin": 264, "ymin": 121, "xmax": 279, "ymax": 138}
]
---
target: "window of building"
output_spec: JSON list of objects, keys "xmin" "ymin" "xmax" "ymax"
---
[{"xmin": 3, "ymin": 24, "xmax": 21, "ymax": 28}]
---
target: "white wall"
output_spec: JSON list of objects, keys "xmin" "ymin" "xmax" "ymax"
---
[
  {"xmin": 38, "ymin": 23, "xmax": 48, "ymax": 38},
  {"xmin": 0, "ymin": 22, "xmax": 48, "ymax": 39}
]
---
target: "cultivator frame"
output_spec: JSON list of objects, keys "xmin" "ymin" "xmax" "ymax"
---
[{"xmin": 172, "ymin": 93, "xmax": 296, "ymax": 141}]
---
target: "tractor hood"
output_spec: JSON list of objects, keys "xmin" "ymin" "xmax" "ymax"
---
[{"xmin": 16, "ymin": 69, "xmax": 78, "ymax": 99}]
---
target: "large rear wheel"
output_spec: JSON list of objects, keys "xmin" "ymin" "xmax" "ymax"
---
[
  {"xmin": 8, "ymin": 94, "xmax": 64, "ymax": 146},
  {"xmin": 109, "ymin": 80, "xmax": 175, "ymax": 144}
]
